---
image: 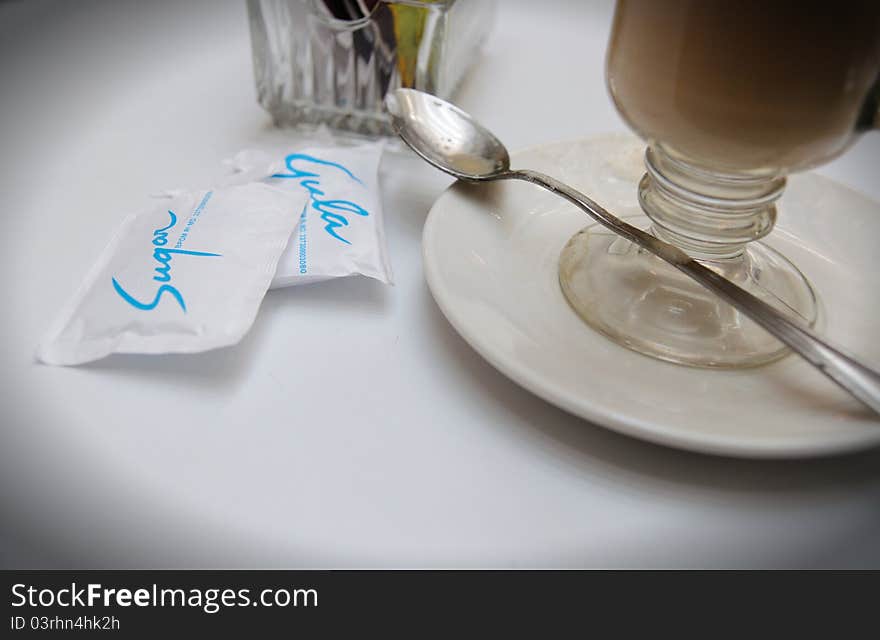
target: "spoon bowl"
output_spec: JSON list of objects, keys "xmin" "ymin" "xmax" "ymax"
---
[{"xmin": 386, "ymin": 88, "xmax": 509, "ymax": 181}]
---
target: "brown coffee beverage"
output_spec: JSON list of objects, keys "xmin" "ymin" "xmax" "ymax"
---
[{"xmin": 606, "ymin": 0, "xmax": 880, "ymax": 173}]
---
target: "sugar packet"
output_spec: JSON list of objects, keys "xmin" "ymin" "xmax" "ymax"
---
[
  {"xmin": 259, "ymin": 140, "xmax": 393, "ymax": 287},
  {"xmin": 37, "ymin": 184, "xmax": 305, "ymax": 365},
  {"xmin": 37, "ymin": 140, "xmax": 392, "ymax": 366}
]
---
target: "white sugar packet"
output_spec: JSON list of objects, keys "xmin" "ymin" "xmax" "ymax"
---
[
  {"xmin": 37, "ymin": 139, "xmax": 392, "ymax": 366},
  {"xmin": 227, "ymin": 140, "xmax": 393, "ymax": 287},
  {"xmin": 37, "ymin": 184, "xmax": 306, "ymax": 365}
]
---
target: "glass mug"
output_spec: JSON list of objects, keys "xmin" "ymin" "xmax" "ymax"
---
[{"xmin": 559, "ymin": 0, "xmax": 880, "ymax": 368}]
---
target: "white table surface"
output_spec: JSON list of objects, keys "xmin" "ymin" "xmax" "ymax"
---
[{"xmin": 2, "ymin": 0, "xmax": 879, "ymax": 569}]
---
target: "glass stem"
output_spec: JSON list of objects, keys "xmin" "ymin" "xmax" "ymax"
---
[{"xmin": 638, "ymin": 144, "xmax": 785, "ymax": 261}]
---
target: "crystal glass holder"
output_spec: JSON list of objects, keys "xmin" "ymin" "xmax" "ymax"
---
[{"xmin": 246, "ymin": 0, "xmax": 496, "ymax": 136}]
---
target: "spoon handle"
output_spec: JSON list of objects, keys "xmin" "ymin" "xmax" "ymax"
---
[{"xmin": 512, "ymin": 168, "xmax": 880, "ymax": 417}]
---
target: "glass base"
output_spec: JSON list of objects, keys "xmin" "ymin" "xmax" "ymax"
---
[{"xmin": 558, "ymin": 215, "xmax": 819, "ymax": 369}]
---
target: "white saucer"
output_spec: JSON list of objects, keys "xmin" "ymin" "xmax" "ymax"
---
[{"xmin": 422, "ymin": 134, "xmax": 880, "ymax": 458}]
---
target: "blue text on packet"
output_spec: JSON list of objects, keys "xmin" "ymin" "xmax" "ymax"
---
[
  {"xmin": 112, "ymin": 192, "xmax": 221, "ymax": 313},
  {"xmin": 272, "ymin": 153, "xmax": 369, "ymax": 245}
]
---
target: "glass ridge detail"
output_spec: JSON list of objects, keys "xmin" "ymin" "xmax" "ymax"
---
[{"xmin": 246, "ymin": 0, "xmax": 496, "ymax": 136}]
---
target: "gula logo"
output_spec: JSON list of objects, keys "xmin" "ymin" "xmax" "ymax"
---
[
  {"xmin": 272, "ymin": 153, "xmax": 368, "ymax": 245},
  {"xmin": 111, "ymin": 209, "xmax": 221, "ymax": 312}
]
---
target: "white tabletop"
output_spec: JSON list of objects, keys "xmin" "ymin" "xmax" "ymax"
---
[{"xmin": 2, "ymin": 0, "xmax": 879, "ymax": 569}]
